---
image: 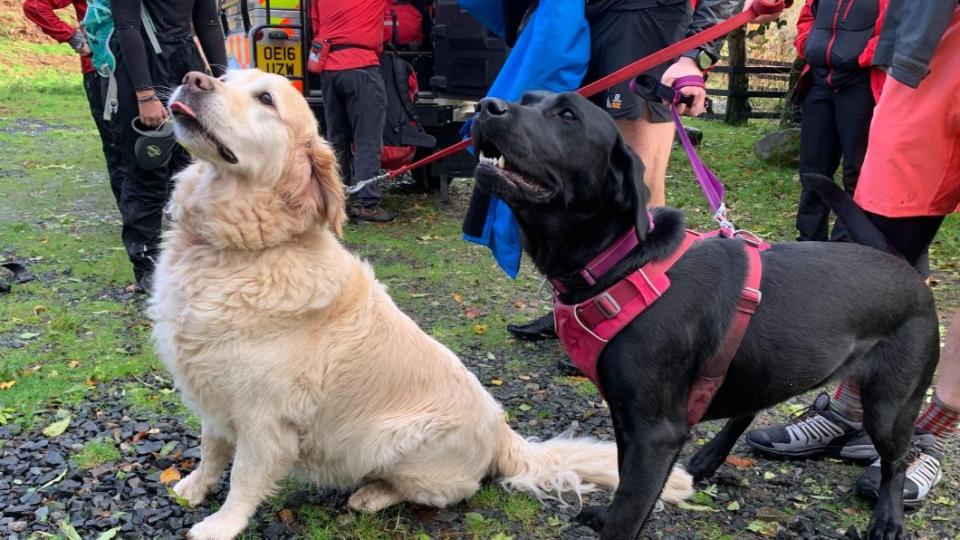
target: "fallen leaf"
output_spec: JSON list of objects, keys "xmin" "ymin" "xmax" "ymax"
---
[
  {"xmin": 486, "ymin": 352, "xmax": 496, "ymax": 360},
  {"xmin": 518, "ymin": 404, "xmax": 532, "ymax": 412},
  {"xmin": 37, "ymin": 468, "xmax": 67, "ymax": 491},
  {"xmin": 725, "ymin": 455, "xmax": 756, "ymax": 469},
  {"xmin": 726, "ymin": 500, "xmax": 741, "ymax": 511},
  {"xmin": 94, "ymin": 527, "xmax": 121, "ymax": 540},
  {"xmin": 131, "ymin": 430, "xmax": 148, "ymax": 443},
  {"xmin": 159, "ymin": 466, "xmax": 182, "ymax": 485},
  {"xmin": 278, "ymin": 509, "xmax": 295, "ymax": 523},
  {"xmin": 33, "ymin": 305, "xmax": 47, "ymax": 316},
  {"xmin": 763, "ymin": 471, "xmax": 776, "ymax": 480},
  {"xmin": 0, "ymin": 381, "xmax": 16, "ymax": 390},
  {"xmin": 514, "ymin": 299, "xmax": 527, "ymax": 309},
  {"xmin": 18, "ymin": 332, "xmax": 40, "ymax": 340},
  {"xmin": 166, "ymin": 486, "xmax": 192, "ymax": 508},
  {"xmin": 452, "ymin": 293, "xmax": 464, "ymax": 304},
  {"xmin": 464, "ymin": 307, "xmax": 482, "ymax": 319},
  {"xmin": 473, "ymin": 324, "xmax": 488, "ymax": 335},
  {"xmin": 67, "ymin": 360, "xmax": 81, "ymax": 369},
  {"xmin": 746, "ymin": 519, "xmax": 780, "ymax": 537},
  {"xmin": 677, "ymin": 501, "xmax": 720, "ymax": 512},
  {"xmin": 159, "ymin": 441, "xmax": 179, "ymax": 457},
  {"xmin": 58, "ymin": 521, "xmax": 83, "ymax": 540},
  {"xmin": 490, "ymin": 378, "xmax": 503, "ymax": 386},
  {"xmin": 42, "ymin": 414, "xmax": 71, "ymax": 437},
  {"xmin": 518, "ymin": 375, "xmax": 530, "ymax": 381}
]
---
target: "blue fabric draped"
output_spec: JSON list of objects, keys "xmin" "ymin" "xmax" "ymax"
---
[{"xmin": 460, "ymin": 0, "xmax": 590, "ymax": 278}]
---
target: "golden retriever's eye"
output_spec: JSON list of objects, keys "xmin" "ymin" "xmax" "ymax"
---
[
  {"xmin": 558, "ymin": 108, "xmax": 576, "ymax": 121},
  {"xmin": 258, "ymin": 92, "xmax": 275, "ymax": 108}
]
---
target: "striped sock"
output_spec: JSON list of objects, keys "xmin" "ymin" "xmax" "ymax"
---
[
  {"xmin": 830, "ymin": 382, "xmax": 864, "ymax": 423},
  {"xmin": 915, "ymin": 396, "xmax": 960, "ymax": 440}
]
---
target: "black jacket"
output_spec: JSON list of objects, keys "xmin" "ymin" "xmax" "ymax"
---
[
  {"xmin": 803, "ymin": 0, "xmax": 880, "ymax": 88},
  {"xmin": 873, "ymin": 0, "xmax": 958, "ymax": 88}
]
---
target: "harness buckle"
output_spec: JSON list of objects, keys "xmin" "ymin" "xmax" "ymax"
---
[
  {"xmin": 594, "ymin": 292, "xmax": 622, "ymax": 318},
  {"xmin": 735, "ymin": 230, "xmax": 764, "ymax": 248},
  {"xmin": 737, "ymin": 287, "xmax": 762, "ymax": 314}
]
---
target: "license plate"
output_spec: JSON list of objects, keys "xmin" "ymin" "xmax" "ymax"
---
[{"xmin": 256, "ymin": 44, "xmax": 301, "ymax": 78}]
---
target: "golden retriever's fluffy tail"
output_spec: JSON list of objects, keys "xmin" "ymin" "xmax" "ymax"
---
[{"xmin": 494, "ymin": 422, "xmax": 693, "ymax": 505}]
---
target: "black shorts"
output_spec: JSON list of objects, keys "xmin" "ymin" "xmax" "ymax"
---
[{"xmin": 585, "ymin": 2, "xmax": 691, "ymax": 122}]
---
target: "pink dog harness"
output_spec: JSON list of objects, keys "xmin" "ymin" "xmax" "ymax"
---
[{"xmin": 553, "ymin": 227, "xmax": 769, "ymax": 426}]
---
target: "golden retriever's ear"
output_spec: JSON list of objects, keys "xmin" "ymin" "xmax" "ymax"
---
[
  {"xmin": 309, "ymin": 137, "xmax": 346, "ymax": 237},
  {"xmin": 279, "ymin": 137, "xmax": 346, "ymax": 236}
]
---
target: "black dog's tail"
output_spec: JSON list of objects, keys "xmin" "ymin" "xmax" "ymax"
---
[{"xmin": 800, "ymin": 174, "xmax": 889, "ymax": 252}]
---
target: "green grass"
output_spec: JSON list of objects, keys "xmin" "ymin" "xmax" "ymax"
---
[{"xmin": 72, "ymin": 439, "xmax": 121, "ymax": 470}]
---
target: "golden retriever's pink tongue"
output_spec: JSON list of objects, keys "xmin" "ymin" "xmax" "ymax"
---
[{"xmin": 170, "ymin": 102, "xmax": 196, "ymax": 118}]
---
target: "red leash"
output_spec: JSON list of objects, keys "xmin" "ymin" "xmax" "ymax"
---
[{"xmin": 368, "ymin": 0, "xmax": 789, "ymax": 185}]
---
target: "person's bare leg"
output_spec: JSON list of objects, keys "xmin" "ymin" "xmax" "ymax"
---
[
  {"xmin": 934, "ymin": 311, "xmax": 960, "ymax": 409},
  {"xmin": 615, "ymin": 111, "xmax": 674, "ymax": 208}
]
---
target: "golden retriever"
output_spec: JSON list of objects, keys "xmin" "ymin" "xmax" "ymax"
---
[{"xmin": 149, "ymin": 69, "xmax": 693, "ymax": 540}]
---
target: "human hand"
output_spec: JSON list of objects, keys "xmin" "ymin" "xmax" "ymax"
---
[
  {"xmin": 661, "ymin": 57, "xmax": 707, "ymax": 117},
  {"xmin": 744, "ymin": 0, "xmax": 788, "ymax": 24},
  {"xmin": 77, "ymin": 43, "xmax": 92, "ymax": 56},
  {"xmin": 137, "ymin": 92, "xmax": 168, "ymax": 127}
]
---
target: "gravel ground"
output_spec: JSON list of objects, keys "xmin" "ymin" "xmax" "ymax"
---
[{"xmin": 2, "ymin": 352, "xmax": 957, "ymax": 540}]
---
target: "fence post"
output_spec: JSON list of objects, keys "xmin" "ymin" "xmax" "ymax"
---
[{"xmin": 725, "ymin": 27, "xmax": 750, "ymax": 125}]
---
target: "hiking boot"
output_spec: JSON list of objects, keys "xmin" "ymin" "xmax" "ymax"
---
[
  {"xmin": 855, "ymin": 434, "xmax": 943, "ymax": 508},
  {"xmin": 507, "ymin": 313, "xmax": 557, "ymax": 341},
  {"xmin": 349, "ymin": 205, "xmax": 396, "ymax": 223},
  {"xmin": 135, "ymin": 270, "xmax": 154, "ymax": 295},
  {"xmin": 745, "ymin": 393, "xmax": 878, "ymax": 460}
]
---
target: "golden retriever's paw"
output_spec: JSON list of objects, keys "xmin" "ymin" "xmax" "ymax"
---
[
  {"xmin": 660, "ymin": 465, "xmax": 695, "ymax": 503},
  {"xmin": 175, "ymin": 471, "xmax": 213, "ymax": 507},
  {"xmin": 187, "ymin": 512, "xmax": 248, "ymax": 540},
  {"xmin": 347, "ymin": 481, "xmax": 403, "ymax": 513}
]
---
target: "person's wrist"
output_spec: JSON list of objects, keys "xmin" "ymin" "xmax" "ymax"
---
[
  {"xmin": 676, "ymin": 55, "xmax": 703, "ymax": 72},
  {"xmin": 67, "ymin": 29, "xmax": 88, "ymax": 53}
]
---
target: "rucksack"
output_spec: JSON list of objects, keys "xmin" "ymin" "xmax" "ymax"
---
[
  {"xmin": 83, "ymin": 0, "xmax": 161, "ymax": 120},
  {"xmin": 382, "ymin": 1, "xmax": 424, "ymax": 48},
  {"xmin": 379, "ymin": 52, "xmax": 435, "ymax": 169}
]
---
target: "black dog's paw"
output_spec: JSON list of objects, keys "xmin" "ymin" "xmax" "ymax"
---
[
  {"xmin": 576, "ymin": 505, "xmax": 609, "ymax": 532},
  {"xmin": 866, "ymin": 513, "xmax": 907, "ymax": 540},
  {"xmin": 686, "ymin": 447, "xmax": 726, "ymax": 482}
]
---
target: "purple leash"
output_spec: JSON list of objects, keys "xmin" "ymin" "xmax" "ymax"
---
[{"xmin": 669, "ymin": 75, "xmax": 734, "ymax": 230}]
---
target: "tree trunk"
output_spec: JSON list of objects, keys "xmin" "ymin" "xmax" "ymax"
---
[
  {"xmin": 780, "ymin": 56, "xmax": 806, "ymax": 128},
  {"xmin": 725, "ymin": 27, "xmax": 750, "ymax": 125}
]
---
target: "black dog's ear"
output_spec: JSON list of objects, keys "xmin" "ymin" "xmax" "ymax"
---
[{"xmin": 609, "ymin": 134, "xmax": 649, "ymax": 240}]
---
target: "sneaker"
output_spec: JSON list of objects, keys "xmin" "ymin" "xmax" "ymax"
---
[
  {"xmin": 507, "ymin": 313, "xmax": 557, "ymax": 341},
  {"xmin": 349, "ymin": 205, "xmax": 396, "ymax": 223},
  {"xmin": 745, "ymin": 393, "xmax": 878, "ymax": 460},
  {"xmin": 855, "ymin": 435, "xmax": 943, "ymax": 508}
]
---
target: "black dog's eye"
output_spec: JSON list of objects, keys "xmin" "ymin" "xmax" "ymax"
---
[
  {"xmin": 258, "ymin": 92, "xmax": 275, "ymax": 107},
  {"xmin": 558, "ymin": 108, "xmax": 576, "ymax": 121}
]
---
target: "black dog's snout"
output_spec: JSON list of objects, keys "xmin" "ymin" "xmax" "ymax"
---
[
  {"xmin": 478, "ymin": 97, "xmax": 509, "ymax": 118},
  {"xmin": 182, "ymin": 71, "xmax": 213, "ymax": 91}
]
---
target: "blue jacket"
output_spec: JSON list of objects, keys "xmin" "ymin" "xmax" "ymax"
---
[{"xmin": 460, "ymin": 0, "xmax": 590, "ymax": 277}]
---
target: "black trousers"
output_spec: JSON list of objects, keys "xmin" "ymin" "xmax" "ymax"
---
[
  {"xmin": 105, "ymin": 34, "xmax": 206, "ymax": 281},
  {"xmin": 866, "ymin": 213, "xmax": 944, "ymax": 277},
  {"xmin": 320, "ymin": 66, "xmax": 386, "ymax": 208},
  {"xmin": 82, "ymin": 71, "xmax": 125, "ymax": 208},
  {"xmin": 797, "ymin": 76, "xmax": 875, "ymax": 241}
]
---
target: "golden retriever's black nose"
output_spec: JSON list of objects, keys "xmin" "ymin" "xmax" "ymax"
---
[
  {"xmin": 182, "ymin": 71, "xmax": 213, "ymax": 91},
  {"xmin": 478, "ymin": 98, "xmax": 508, "ymax": 117}
]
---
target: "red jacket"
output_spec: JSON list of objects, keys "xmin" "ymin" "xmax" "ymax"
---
[
  {"xmin": 795, "ymin": 0, "xmax": 888, "ymax": 100},
  {"xmin": 23, "ymin": 0, "xmax": 93, "ymax": 74},
  {"xmin": 311, "ymin": 0, "xmax": 388, "ymax": 72}
]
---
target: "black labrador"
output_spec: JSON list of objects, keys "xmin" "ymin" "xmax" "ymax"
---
[{"xmin": 470, "ymin": 92, "xmax": 939, "ymax": 540}]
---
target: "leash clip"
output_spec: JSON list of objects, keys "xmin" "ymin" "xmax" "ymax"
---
[{"xmin": 713, "ymin": 203, "xmax": 735, "ymax": 230}]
